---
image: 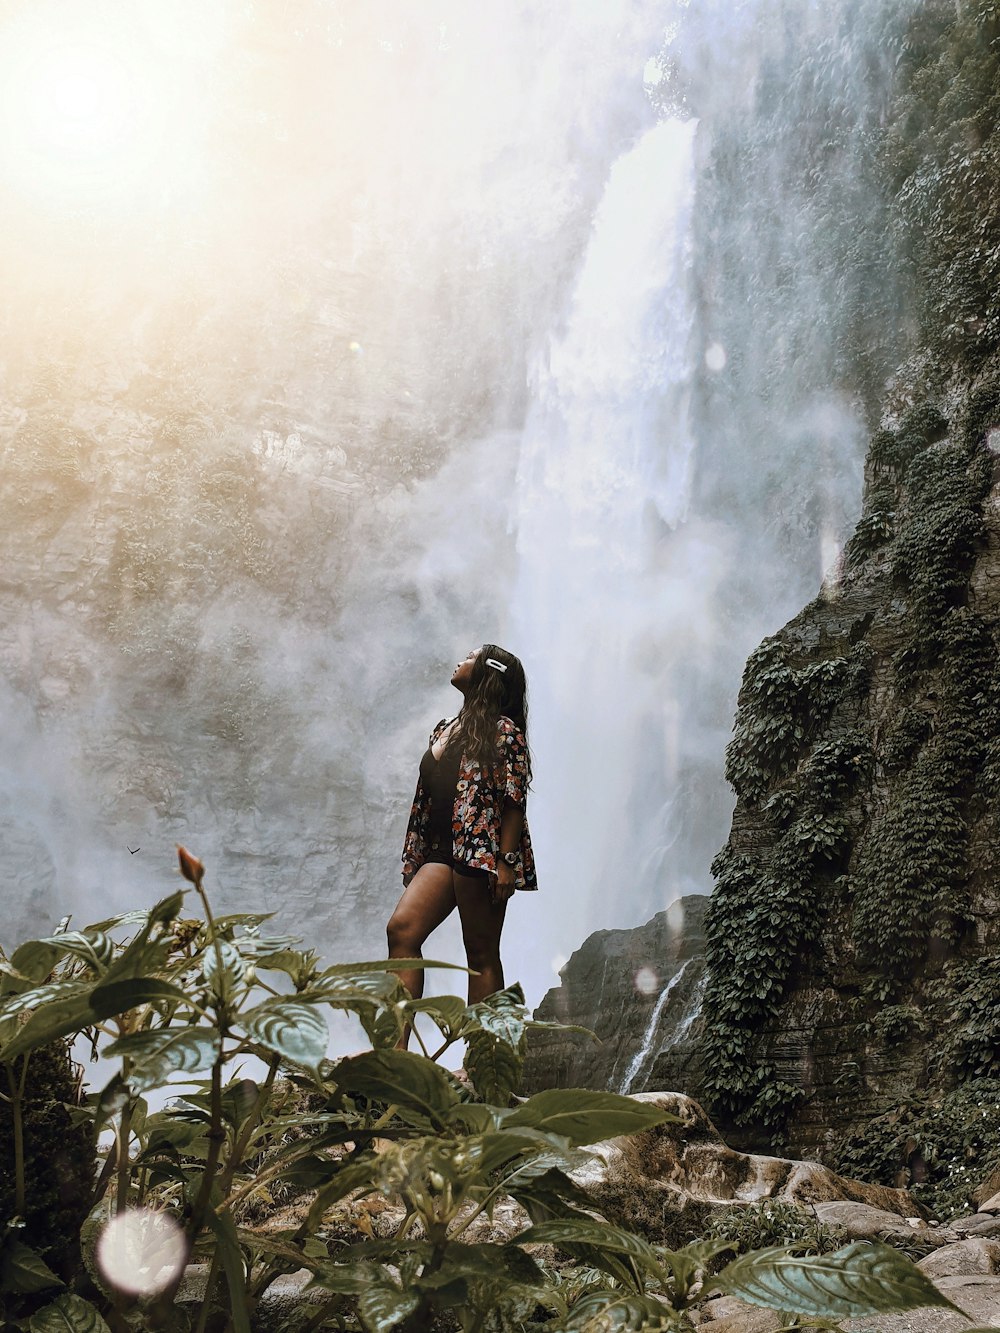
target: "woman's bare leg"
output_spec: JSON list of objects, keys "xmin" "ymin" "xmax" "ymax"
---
[
  {"xmin": 454, "ymin": 873, "xmax": 507, "ymax": 1004},
  {"xmin": 386, "ymin": 863, "xmax": 456, "ymax": 1000}
]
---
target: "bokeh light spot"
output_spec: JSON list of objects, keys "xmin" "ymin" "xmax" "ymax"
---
[
  {"xmin": 704, "ymin": 342, "xmax": 726, "ymax": 372},
  {"xmin": 634, "ymin": 965, "xmax": 659, "ymax": 996},
  {"xmin": 96, "ymin": 1208, "xmax": 187, "ymax": 1297}
]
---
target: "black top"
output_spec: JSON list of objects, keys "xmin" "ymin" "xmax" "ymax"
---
[{"xmin": 419, "ymin": 743, "xmax": 461, "ymax": 846}]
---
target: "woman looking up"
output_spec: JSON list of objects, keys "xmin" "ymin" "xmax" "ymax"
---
[{"xmin": 387, "ymin": 643, "xmax": 537, "ymax": 1009}]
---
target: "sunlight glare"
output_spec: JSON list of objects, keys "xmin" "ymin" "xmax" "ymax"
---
[{"xmin": 0, "ymin": 3, "xmax": 218, "ymax": 218}]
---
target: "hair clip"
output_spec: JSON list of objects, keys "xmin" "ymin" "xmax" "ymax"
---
[{"xmin": 485, "ymin": 658, "xmax": 507, "ymax": 673}]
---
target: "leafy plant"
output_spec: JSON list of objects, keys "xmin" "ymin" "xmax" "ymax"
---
[
  {"xmin": 0, "ymin": 852, "xmax": 974, "ymax": 1331},
  {"xmin": 705, "ymin": 1201, "xmax": 845, "ymax": 1257}
]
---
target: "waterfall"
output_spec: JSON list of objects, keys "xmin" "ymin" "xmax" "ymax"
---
[
  {"xmin": 618, "ymin": 957, "xmax": 692, "ymax": 1094},
  {"xmin": 512, "ymin": 117, "xmax": 707, "ymax": 992}
]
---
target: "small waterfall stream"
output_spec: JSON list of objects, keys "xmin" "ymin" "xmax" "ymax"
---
[{"xmin": 618, "ymin": 957, "xmax": 693, "ymax": 1093}]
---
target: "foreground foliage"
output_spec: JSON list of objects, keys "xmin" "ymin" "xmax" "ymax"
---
[{"xmin": 0, "ymin": 853, "xmax": 975, "ymax": 1331}]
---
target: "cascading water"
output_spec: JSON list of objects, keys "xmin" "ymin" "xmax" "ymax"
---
[
  {"xmin": 512, "ymin": 116, "xmax": 716, "ymax": 994},
  {"xmin": 617, "ymin": 957, "xmax": 692, "ymax": 1094}
]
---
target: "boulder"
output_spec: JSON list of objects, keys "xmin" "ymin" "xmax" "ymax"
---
[
  {"xmin": 572, "ymin": 1092, "xmax": 921, "ymax": 1218},
  {"xmin": 811, "ymin": 1201, "xmax": 946, "ymax": 1249},
  {"xmin": 917, "ymin": 1238, "xmax": 1000, "ymax": 1279}
]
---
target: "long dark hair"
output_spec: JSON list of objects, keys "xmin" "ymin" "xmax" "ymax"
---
[{"xmin": 451, "ymin": 643, "xmax": 531, "ymax": 781}]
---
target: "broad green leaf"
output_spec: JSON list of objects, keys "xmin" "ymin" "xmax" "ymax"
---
[
  {"xmin": 470, "ymin": 1127, "xmax": 575, "ymax": 1178},
  {"xmin": 97, "ymin": 892, "xmax": 183, "ymax": 988},
  {"xmin": 405, "ymin": 994, "xmax": 468, "ymax": 1038},
  {"xmin": 242, "ymin": 999, "xmax": 329, "ymax": 1071},
  {"xmin": 0, "ymin": 979, "xmax": 90, "ymax": 1020},
  {"xmin": 34, "ymin": 931, "xmax": 114, "ymax": 972},
  {"xmin": 357, "ymin": 1279, "xmax": 420, "ymax": 1333},
  {"xmin": 506, "ymin": 1088, "xmax": 678, "ymax": 1146},
  {"xmin": 203, "ymin": 939, "xmax": 248, "ymax": 1006},
  {"xmin": 1, "ymin": 1239, "xmax": 64, "ymax": 1293},
  {"xmin": 316, "ymin": 958, "xmax": 468, "ymax": 981},
  {"xmin": 212, "ymin": 912, "xmax": 276, "ymax": 932},
  {"xmin": 89, "ymin": 977, "xmax": 193, "ymax": 1020},
  {"xmin": 10, "ymin": 939, "xmax": 65, "ymax": 982},
  {"xmin": 334, "ymin": 1049, "xmax": 459, "ymax": 1122},
  {"xmin": 507, "ymin": 1165, "xmax": 598, "ymax": 1223},
  {"xmin": 558, "ymin": 1289, "xmax": 687, "ymax": 1331},
  {"xmin": 204, "ymin": 1207, "xmax": 251, "ymax": 1333},
  {"xmin": 1, "ymin": 989, "xmax": 100, "ymax": 1061},
  {"xmin": 107, "ymin": 1027, "xmax": 222, "ymax": 1091},
  {"xmin": 445, "ymin": 1102, "xmax": 499, "ymax": 1133},
  {"xmin": 711, "ymin": 1242, "xmax": 965, "ymax": 1319},
  {"xmin": 465, "ymin": 984, "xmax": 528, "ymax": 1047},
  {"xmin": 251, "ymin": 949, "xmax": 315, "ymax": 985},
  {"xmin": 464, "ymin": 1025, "xmax": 523, "ymax": 1104},
  {"xmin": 515, "ymin": 1219, "xmax": 665, "ymax": 1279},
  {"xmin": 235, "ymin": 1229, "xmax": 327, "ymax": 1274},
  {"xmin": 29, "ymin": 1293, "xmax": 112, "ymax": 1333},
  {"xmin": 84, "ymin": 909, "xmax": 152, "ymax": 933},
  {"xmin": 659, "ymin": 1239, "xmax": 736, "ymax": 1304}
]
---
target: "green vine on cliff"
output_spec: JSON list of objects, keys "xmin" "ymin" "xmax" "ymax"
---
[
  {"xmin": 704, "ymin": 730, "xmax": 871, "ymax": 1132},
  {"xmin": 724, "ymin": 641, "xmax": 864, "ymax": 805}
]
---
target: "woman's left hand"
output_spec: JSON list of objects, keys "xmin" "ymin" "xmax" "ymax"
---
[{"xmin": 492, "ymin": 864, "xmax": 516, "ymax": 906}]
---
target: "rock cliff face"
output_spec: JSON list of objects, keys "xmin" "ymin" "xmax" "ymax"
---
[
  {"xmin": 523, "ymin": 895, "xmax": 707, "ymax": 1095},
  {"xmin": 700, "ymin": 391, "xmax": 1000, "ymax": 1153}
]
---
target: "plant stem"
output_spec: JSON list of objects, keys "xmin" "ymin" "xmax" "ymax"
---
[
  {"xmin": 192, "ymin": 1247, "xmax": 222, "ymax": 1333},
  {"xmin": 116, "ymin": 1096, "xmax": 133, "ymax": 1215},
  {"xmin": 6, "ymin": 1057, "xmax": 27, "ymax": 1217},
  {"xmin": 188, "ymin": 1055, "xmax": 225, "ymax": 1241},
  {"xmin": 217, "ymin": 1054, "xmax": 280, "ymax": 1202}
]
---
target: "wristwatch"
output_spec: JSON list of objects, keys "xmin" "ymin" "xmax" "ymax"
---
[{"xmin": 501, "ymin": 851, "xmax": 518, "ymax": 867}]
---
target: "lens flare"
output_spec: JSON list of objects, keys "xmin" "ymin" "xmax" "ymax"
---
[
  {"xmin": 704, "ymin": 342, "xmax": 727, "ymax": 371},
  {"xmin": 634, "ymin": 965, "xmax": 659, "ymax": 996},
  {"xmin": 96, "ymin": 1208, "xmax": 187, "ymax": 1297}
]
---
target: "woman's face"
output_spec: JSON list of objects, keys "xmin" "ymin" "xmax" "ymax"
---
[{"xmin": 451, "ymin": 647, "xmax": 480, "ymax": 691}]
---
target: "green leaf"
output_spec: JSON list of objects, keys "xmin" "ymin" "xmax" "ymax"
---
[
  {"xmin": 0, "ymin": 979, "xmax": 91, "ymax": 1020},
  {"xmin": 307, "ymin": 1155, "xmax": 380, "ymax": 1229},
  {"xmin": 515, "ymin": 1218, "xmax": 666, "ymax": 1280},
  {"xmin": 464, "ymin": 1026, "xmax": 523, "ymax": 1104},
  {"xmin": 203, "ymin": 939, "xmax": 248, "ymax": 1006},
  {"xmin": 405, "ymin": 994, "xmax": 468, "ymax": 1039},
  {"xmin": 107, "ymin": 1027, "xmax": 222, "ymax": 1091},
  {"xmin": 34, "ymin": 931, "xmax": 114, "ymax": 972},
  {"xmin": 558, "ymin": 1289, "xmax": 687, "ymax": 1331},
  {"xmin": 204, "ymin": 1207, "xmax": 251, "ymax": 1333},
  {"xmin": 10, "ymin": 940, "xmax": 65, "ymax": 983},
  {"xmin": 89, "ymin": 977, "xmax": 193, "ymax": 1020},
  {"xmin": 242, "ymin": 999, "xmax": 329, "ymax": 1071},
  {"xmin": 334, "ymin": 1049, "xmax": 459, "ymax": 1123},
  {"xmin": 505, "ymin": 1088, "xmax": 679, "ymax": 1146},
  {"xmin": 465, "ymin": 984, "xmax": 528, "ymax": 1047},
  {"xmin": 316, "ymin": 957, "xmax": 468, "ymax": 981},
  {"xmin": 29, "ymin": 1294, "xmax": 112, "ymax": 1333},
  {"xmin": 1, "ymin": 1240, "xmax": 64, "ymax": 1293},
  {"xmin": 357, "ymin": 1279, "xmax": 420, "ymax": 1333},
  {"xmin": 1, "ymin": 988, "xmax": 100, "ymax": 1061},
  {"xmin": 507, "ymin": 1166, "xmax": 597, "ymax": 1223},
  {"xmin": 711, "ymin": 1242, "xmax": 965, "ymax": 1319}
]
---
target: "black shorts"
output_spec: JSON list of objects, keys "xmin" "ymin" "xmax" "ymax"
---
[{"xmin": 424, "ymin": 840, "xmax": 489, "ymax": 881}]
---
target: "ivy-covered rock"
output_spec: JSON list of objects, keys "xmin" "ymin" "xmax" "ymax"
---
[{"xmin": 0, "ymin": 1041, "xmax": 94, "ymax": 1281}]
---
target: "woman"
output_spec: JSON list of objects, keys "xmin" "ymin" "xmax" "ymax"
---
[{"xmin": 387, "ymin": 643, "xmax": 536, "ymax": 1007}]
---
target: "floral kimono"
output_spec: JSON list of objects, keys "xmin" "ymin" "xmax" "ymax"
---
[{"xmin": 402, "ymin": 716, "xmax": 538, "ymax": 890}]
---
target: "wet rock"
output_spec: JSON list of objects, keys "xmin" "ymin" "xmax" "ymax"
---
[
  {"xmin": 523, "ymin": 897, "xmax": 708, "ymax": 1096},
  {"xmin": 572, "ymin": 1092, "xmax": 920, "ymax": 1219}
]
